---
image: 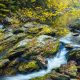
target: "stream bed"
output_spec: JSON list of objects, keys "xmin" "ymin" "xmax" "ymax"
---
[{"xmin": 0, "ymin": 33, "xmax": 80, "ymax": 80}]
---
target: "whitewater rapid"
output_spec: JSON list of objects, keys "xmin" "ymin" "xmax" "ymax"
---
[{"xmin": 2, "ymin": 33, "xmax": 80, "ymax": 80}]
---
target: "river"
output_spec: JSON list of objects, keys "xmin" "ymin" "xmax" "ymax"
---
[{"xmin": 0, "ymin": 33, "xmax": 80, "ymax": 80}]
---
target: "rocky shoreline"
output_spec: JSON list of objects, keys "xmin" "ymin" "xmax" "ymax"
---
[
  {"xmin": 0, "ymin": 22, "xmax": 60, "ymax": 76},
  {"xmin": 0, "ymin": 20, "xmax": 80, "ymax": 80}
]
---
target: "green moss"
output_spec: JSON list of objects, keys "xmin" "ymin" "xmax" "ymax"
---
[
  {"xmin": 32, "ymin": 72, "xmax": 70, "ymax": 80},
  {"xmin": 27, "ymin": 25, "xmax": 53, "ymax": 36},
  {"xmin": 18, "ymin": 60, "xmax": 39, "ymax": 72},
  {"xmin": 0, "ymin": 4, "xmax": 6, "ymax": 8},
  {"xmin": 68, "ymin": 65, "xmax": 77, "ymax": 76},
  {"xmin": 32, "ymin": 74, "xmax": 49, "ymax": 80},
  {"xmin": 43, "ymin": 41, "xmax": 60, "ymax": 57}
]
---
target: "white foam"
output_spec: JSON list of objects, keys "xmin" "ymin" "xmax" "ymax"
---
[
  {"xmin": 6, "ymin": 45, "xmax": 68, "ymax": 80},
  {"xmin": 0, "ymin": 24, "xmax": 3, "ymax": 29},
  {"xmin": 3, "ymin": 33, "xmax": 80, "ymax": 80}
]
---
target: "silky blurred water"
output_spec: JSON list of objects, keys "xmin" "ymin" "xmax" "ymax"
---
[{"xmin": 1, "ymin": 33, "xmax": 80, "ymax": 80}]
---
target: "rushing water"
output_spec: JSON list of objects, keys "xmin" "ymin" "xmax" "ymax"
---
[
  {"xmin": 4, "ymin": 43, "xmax": 68, "ymax": 80},
  {"xmin": 0, "ymin": 24, "xmax": 3, "ymax": 29},
  {"xmin": 1, "ymin": 33, "xmax": 80, "ymax": 80}
]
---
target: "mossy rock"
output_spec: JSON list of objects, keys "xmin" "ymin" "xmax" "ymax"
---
[
  {"xmin": 69, "ymin": 18, "xmax": 80, "ymax": 32},
  {"xmin": 0, "ymin": 32, "xmax": 4, "ymax": 41},
  {"xmin": 0, "ymin": 59, "xmax": 9, "ymax": 68},
  {"xmin": 27, "ymin": 25, "xmax": 54, "ymax": 36},
  {"xmin": 7, "ymin": 59, "xmax": 19, "ymax": 67},
  {"xmin": 59, "ymin": 61, "xmax": 77, "ymax": 77},
  {"xmin": 42, "ymin": 41, "xmax": 59, "ymax": 57},
  {"xmin": 18, "ymin": 60, "xmax": 39, "ymax": 73},
  {"xmin": 32, "ymin": 71, "xmax": 70, "ymax": 80},
  {"xmin": 6, "ymin": 35, "xmax": 59, "ymax": 59},
  {"xmin": 68, "ymin": 50, "xmax": 80, "ymax": 65},
  {"xmin": 3, "ymin": 67, "xmax": 17, "ymax": 76}
]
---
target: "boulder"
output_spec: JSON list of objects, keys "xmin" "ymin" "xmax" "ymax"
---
[
  {"xmin": 68, "ymin": 50, "xmax": 80, "ymax": 65},
  {"xmin": 19, "ymin": 35, "xmax": 59, "ymax": 58},
  {"xmin": 18, "ymin": 60, "xmax": 40, "ymax": 73},
  {"xmin": 59, "ymin": 61, "xmax": 77, "ymax": 77},
  {"xmin": 0, "ymin": 31, "xmax": 59, "ymax": 76}
]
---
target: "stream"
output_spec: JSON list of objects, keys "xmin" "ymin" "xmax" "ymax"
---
[{"xmin": 0, "ymin": 33, "xmax": 80, "ymax": 80}]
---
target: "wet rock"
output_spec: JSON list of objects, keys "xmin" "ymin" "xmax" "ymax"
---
[
  {"xmin": 32, "ymin": 71, "xmax": 70, "ymax": 80},
  {"xmin": 0, "ymin": 33, "xmax": 26, "ymax": 54},
  {"xmin": 13, "ymin": 29, "xmax": 24, "ymax": 34},
  {"xmin": 28, "ymin": 26, "xmax": 52, "ymax": 35},
  {"xmin": 4, "ymin": 17, "xmax": 20, "ymax": 27},
  {"xmin": 59, "ymin": 61, "xmax": 77, "ymax": 77},
  {"xmin": 20, "ymin": 35, "xmax": 59, "ymax": 58},
  {"xmin": 17, "ymin": 38, "xmax": 31, "ymax": 47},
  {"xmin": 18, "ymin": 60, "xmax": 40, "ymax": 73},
  {"xmin": 72, "ymin": 33, "xmax": 79, "ymax": 36},
  {"xmin": 77, "ymin": 73, "xmax": 80, "ymax": 79},
  {"xmin": 2, "ymin": 44, "xmax": 27, "ymax": 60},
  {"xmin": 0, "ymin": 59, "xmax": 9, "ymax": 68},
  {"xmin": 36, "ymin": 55, "xmax": 47, "ymax": 69},
  {"xmin": 4, "ymin": 17, "xmax": 13, "ymax": 24},
  {"xmin": 0, "ymin": 32, "xmax": 4, "ymax": 41},
  {"xmin": 69, "ymin": 18, "xmax": 80, "ymax": 33},
  {"xmin": 23, "ymin": 22, "xmax": 54, "ymax": 36},
  {"xmin": 0, "ymin": 33, "xmax": 59, "ymax": 75},
  {"xmin": 23, "ymin": 22, "xmax": 35, "ymax": 28},
  {"xmin": 8, "ymin": 51, "xmax": 25, "ymax": 61},
  {"xmin": 50, "ymin": 72, "xmax": 70, "ymax": 80},
  {"xmin": 3, "ymin": 67, "xmax": 17, "ymax": 76},
  {"xmin": 68, "ymin": 50, "xmax": 80, "ymax": 65},
  {"xmin": 65, "ymin": 44, "xmax": 73, "ymax": 49},
  {"xmin": 7, "ymin": 58, "xmax": 20, "ymax": 67}
]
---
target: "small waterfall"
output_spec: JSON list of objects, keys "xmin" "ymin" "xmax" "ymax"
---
[
  {"xmin": 2, "ymin": 33, "xmax": 80, "ymax": 80},
  {"xmin": 5, "ymin": 43, "xmax": 69, "ymax": 80}
]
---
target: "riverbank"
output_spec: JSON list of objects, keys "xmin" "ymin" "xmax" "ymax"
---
[
  {"xmin": 0, "ymin": 32, "xmax": 79, "ymax": 80},
  {"xmin": 0, "ymin": 0, "xmax": 80, "ymax": 80}
]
